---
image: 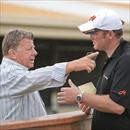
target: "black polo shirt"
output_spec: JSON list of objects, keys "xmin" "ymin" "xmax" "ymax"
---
[{"xmin": 92, "ymin": 40, "xmax": 130, "ymax": 130}]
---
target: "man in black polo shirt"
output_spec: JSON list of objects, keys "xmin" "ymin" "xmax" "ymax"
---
[{"xmin": 57, "ymin": 9, "xmax": 130, "ymax": 130}]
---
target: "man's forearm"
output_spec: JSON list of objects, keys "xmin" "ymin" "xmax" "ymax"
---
[{"xmin": 82, "ymin": 93, "xmax": 125, "ymax": 115}]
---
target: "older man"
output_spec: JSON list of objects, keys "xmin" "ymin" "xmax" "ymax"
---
[{"xmin": 0, "ymin": 29, "xmax": 98, "ymax": 120}]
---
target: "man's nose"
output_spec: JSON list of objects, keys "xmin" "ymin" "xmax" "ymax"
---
[
  {"xmin": 33, "ymin": 49, "xmax": 38, "ymax": 56},
  {"xmin": 35, "ymin": 50, "xmax": 38, "ymax": 56}
]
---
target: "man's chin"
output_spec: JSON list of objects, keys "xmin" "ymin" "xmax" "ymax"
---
[{"xmin": 28, "ymin": 64, "xmax": 34, "ymax": 69}]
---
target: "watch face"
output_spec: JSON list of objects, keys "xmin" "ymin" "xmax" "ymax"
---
[
  {"xmin": 77, "ymin": 96, "xmax": 81, "ymax": 101},
  {"xmin": 76, "ymin": 94, "xmax": 82, "ymax": 102}
]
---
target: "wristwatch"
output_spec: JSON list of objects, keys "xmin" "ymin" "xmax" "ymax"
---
[{"xmin": 76, "ymin": 93, "xmax": 83, "ymax": 103}]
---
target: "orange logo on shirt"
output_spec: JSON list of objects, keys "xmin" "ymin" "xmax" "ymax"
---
[
  {"xmin": 118, "ymin": 90, "xmax": 127, "ymax": 96},
  {"xmin": 89, "ymin": 15, "xmax": 96, "ymax": 21}
]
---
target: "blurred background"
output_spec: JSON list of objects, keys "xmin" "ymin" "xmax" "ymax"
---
[{"xmin": 0, "ymin": 0, "xmax": 130, "ymax": 114}]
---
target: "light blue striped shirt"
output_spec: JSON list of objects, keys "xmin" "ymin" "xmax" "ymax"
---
[{"xmin": 0, "ymin": 57, "xmax": 68, "ymax": 120}]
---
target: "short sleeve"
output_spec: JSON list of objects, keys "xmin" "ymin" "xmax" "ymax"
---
[{"xmin": 110, "ymin": 54, "xmax": 130, "ymax": 109}]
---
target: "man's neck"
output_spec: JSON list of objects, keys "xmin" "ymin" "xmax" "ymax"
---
[{"xmin": 106, "ymin": 39, "xmax": 120, "ymax": 58}]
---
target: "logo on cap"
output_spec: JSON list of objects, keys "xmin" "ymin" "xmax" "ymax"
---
[{"xmin": 89, "ymin": 15, "xmax": 96, "ymax": 21}]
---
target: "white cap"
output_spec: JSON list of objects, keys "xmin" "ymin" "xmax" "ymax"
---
[{"xmin": 78, "ymin": 9, "xmax": 124, "ymax": 34}]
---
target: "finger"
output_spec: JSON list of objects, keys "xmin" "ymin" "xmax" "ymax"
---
[
  {"xmin": 57, "ymin": 92, "xmax": 65, "ymax": 96},
  {"xmin": 78, "ymin": 103, "xmax": 90, "ymax": 113},
  {"xmin": 87, "ymin": 67, "xmax": 91, "ymax": 73},
  {"xmin": 60, "ymin": 87, "xmax": 70, "ymax": 92},
  {"xmin": 82, "ymin": 105, "xmax": 88, "ymax": 112},
  {"xmin": 57, "ymin": 100, "xmax": 67, "ymax": 104},
  {"xmin": 90, "ymin": 60, "xmax": 96, "ymax": 65},
  {"xmin": 87, "ymin": 52, "xmax": 99, "ymax": 60},
  {"xmin": 68, "ymin": 79, "xmax": 77, "ymax": 88},
  {"xmin": 57, "ymin": 96, "xmax": 64, "ymax": 101},
  {"xmin": 78, "ymin": 102, "xmax": 85, "ymax": 107},
  {"xmin": 87, "ymin": 61, "xmax": 96, "ymax": 73},
  {"xmin": 85, "ymin": 107, "xmax": 91, "ymax": 115},
  {"xmin": 78, "ymin": 103, "xmax": 87, "ymax": 109},
  {"xmin": 82, "ymin": 106, "xmax": 90, "ymax": 114}
]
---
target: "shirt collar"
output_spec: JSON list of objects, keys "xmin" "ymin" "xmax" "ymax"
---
[
  {"xmin": 109, "ymin": 39, "xmax": 127, "ymax": 60},
  {"xmin": 2, "ymin": 57, "xmax": 28, "ymax": 71}
]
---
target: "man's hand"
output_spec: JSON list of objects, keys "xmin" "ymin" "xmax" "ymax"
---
[
  {"xmin": 57, "ymin": 79, "xmax": 80, "ymax": 104},
  {"xmin": 78, "ymin": 103, "xmax": 91, "ymax": 115},
  {"xmin": 66, "ymin": 52, "xmax": 99, "ymax": 73}
]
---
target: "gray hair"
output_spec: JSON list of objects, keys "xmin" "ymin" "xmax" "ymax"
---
[{"xmin": 2, "ymin": 29, "xmax": 34, "ymax": 56}]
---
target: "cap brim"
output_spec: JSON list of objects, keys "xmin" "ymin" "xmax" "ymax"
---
[
  {"xmin": 78, "ymin": 21, "xmax": 95, "ymax": 34},
  {"xmin": 83, "ymin": 29, "xmax": 98, "ymax": 34}
]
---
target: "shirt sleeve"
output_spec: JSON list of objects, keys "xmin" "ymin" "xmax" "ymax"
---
[
  {"xmin": 109, "ymin": 54, "xmax": 130, "ymax": 109},
  {"xmin": 8, "ymin": 62, "xmax": 68, "ymax": 96}
]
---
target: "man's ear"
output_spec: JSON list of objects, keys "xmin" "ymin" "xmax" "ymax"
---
[
  {"xmin": 108, "ymin": 31, "xmax": 114, "ymax": 40},
  {"xmin": 8, "ymin": 49, "xmax": 17, "ymax": 59}
]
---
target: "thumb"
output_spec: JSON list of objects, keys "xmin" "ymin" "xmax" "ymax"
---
[
  {"xmin": 68, "ymin": 79, "xmax": 77, "ymax": 88},
  {"xmin": 87, "ymin": 51, "xmax": 99, "ymax": 60}
]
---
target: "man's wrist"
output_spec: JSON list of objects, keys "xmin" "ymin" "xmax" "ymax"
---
[
  {"xmin": 76, "ymin": 91, "xmax": 84, "ymax": 103},
  {"xmin": 66, "ymin": 61, "xmax": 76, "ymax": 73}
]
